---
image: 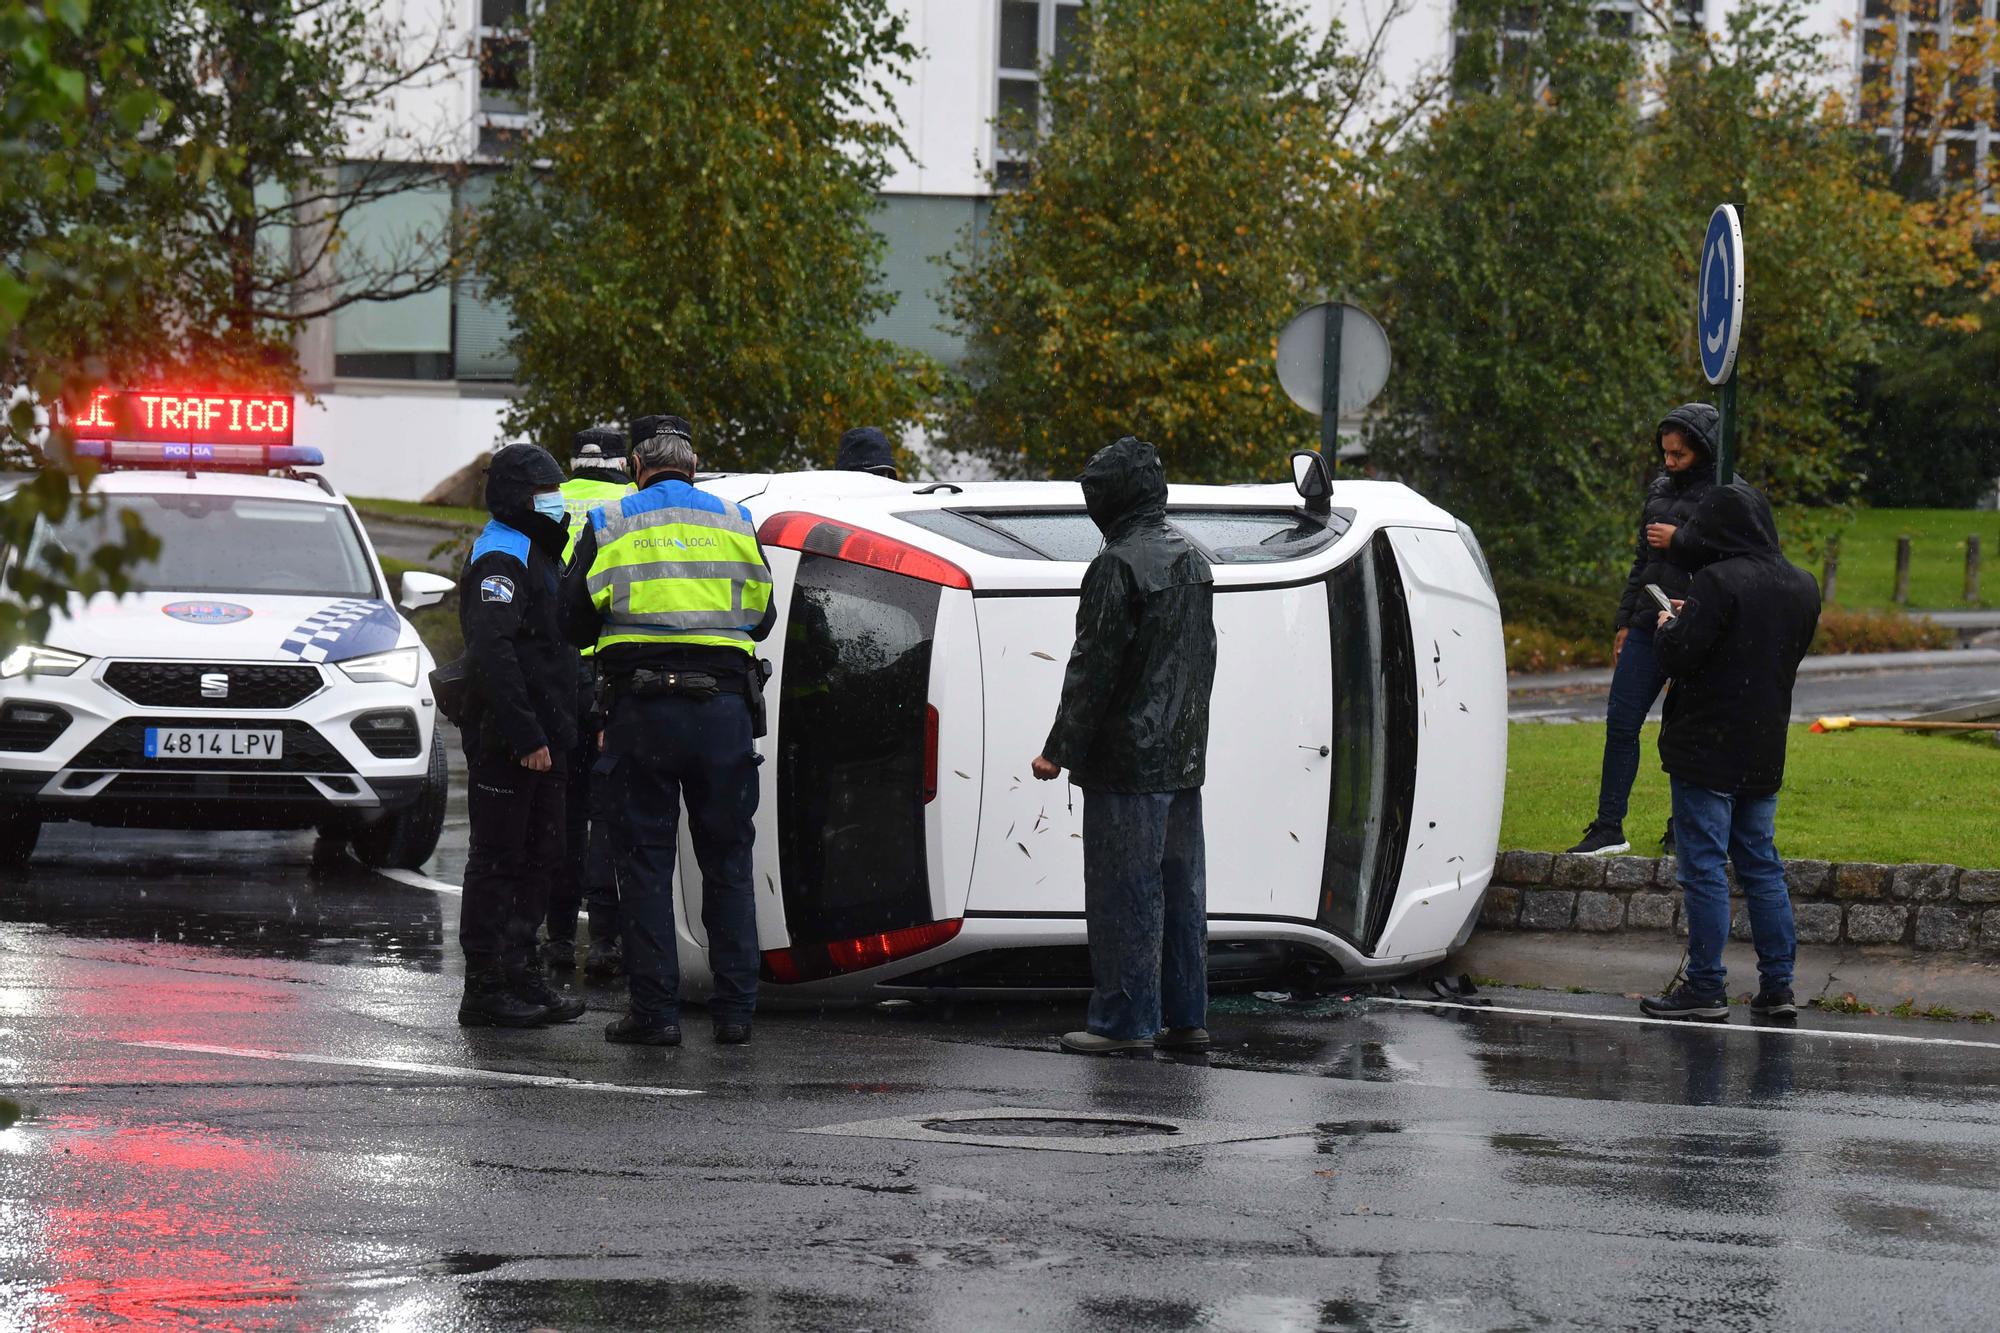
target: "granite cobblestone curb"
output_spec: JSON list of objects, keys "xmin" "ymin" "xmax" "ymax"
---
[{"xmin": 1484, "ymin": 851, "xmax": 2000, "ymax": 956}]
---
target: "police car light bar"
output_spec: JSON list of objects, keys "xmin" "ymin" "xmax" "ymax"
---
[
  {"xmin": 72, "ymin": 389, "xmax": 296, "ymax": 447},
  {"xmin": 71, "ymin": 439, "xmax": 325, "ymax": 471}
]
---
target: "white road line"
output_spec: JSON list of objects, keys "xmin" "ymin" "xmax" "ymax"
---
[
  {"xmin": 1379, "ymin": 996, "xmax": 2000, "ymax": 1052},
  {"xmin": 125, "ymin": 1040, "xmax": 701, "ymax": 1097},
  {"xmin": 372, "ymin": 867, "xmax": 462, "ymax": 896}
]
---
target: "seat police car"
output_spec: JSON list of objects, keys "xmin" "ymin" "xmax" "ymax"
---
[
  {"xmin": 0, "ymin": 390, "xmax": 451, "ymax": 868},
  {"xmin": 654, "ymin": 453, "xmax": 1506, "ymax": 997}
]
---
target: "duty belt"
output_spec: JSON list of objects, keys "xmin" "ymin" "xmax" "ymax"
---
[{"xmin": 613, "ymin": 668, "xmax": 749, "ymax": 701}]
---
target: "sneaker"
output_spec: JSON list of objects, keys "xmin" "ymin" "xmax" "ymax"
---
[
  {"xmin": 1748, "ymin": 987, "xmax": 1798, "ymax": 1019},
  {"xmin": 1154, "ymin": 1027, "xmax": 1212, "ymax": 1050},
  {"xmin": 1639, "ymin": 984, "xmax": 1729, "ymax": 1023},
  {"xmin": 605, "ymin": 1013, "xmax": 681, "ymax": 1046},
  {"xmin": 1565, "ymin": 823, "xmax": 1630, "ymax": 856},
  {"xmin": 1059, "ymin": 1030, "xmax": 1151, "ymax": 1054}
]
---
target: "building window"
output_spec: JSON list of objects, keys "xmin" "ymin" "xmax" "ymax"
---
[
  {"xmin": 993, "ymin": 0, "xmax": 1085, "ymax": 190},
  {"xmin": 331, "ymin": 170, "xmax": 456, "ymax": 381},
  {"xmin": 477, "ymin": 0, "xmax": 532, "ymax": 160},
  {"xmin": 1859, "ymin": 0, "xmax": 1997, "ymax": 202},
  {"xmin": 1452, "ymin": 1, "xmax": 1706, "ymax": 97}
]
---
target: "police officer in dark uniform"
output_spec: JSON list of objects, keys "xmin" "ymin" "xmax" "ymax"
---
[
  {"xmin": 562, "ymin": 418, "xmax": 776, "ymax": 1046},
  {"xmin": 834, "ymin": 425, "xmax": 898, "ymax": 479},
  {"xmin": 542, "ymin": 426, "xmax": 634, "ymax": 978},
  {"xmin": 456, "ymin": 443, "xmax": 588, "ymax": 1028}
]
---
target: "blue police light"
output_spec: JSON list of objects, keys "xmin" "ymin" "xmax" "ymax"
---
[{"xmin": 71, "ymin": 440, "xmax": 325, "ymax": 470}]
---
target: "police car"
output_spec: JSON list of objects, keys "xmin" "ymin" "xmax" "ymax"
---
[
  {"xmin": 655, "ymin": 454, "xmax": 1507, "ymax": 997},
  {"xmin": 0, "ymin": 390, "xmax": 452, "ymax": 868}
]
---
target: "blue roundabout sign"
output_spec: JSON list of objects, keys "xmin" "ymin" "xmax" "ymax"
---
[{"xmin": 1698, "ymin": 204, "xmax": 1744, "ymax": 386}]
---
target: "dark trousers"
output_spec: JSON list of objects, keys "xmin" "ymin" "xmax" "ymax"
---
[
  {"xmin": 1082, "ymin": 788, "xmax": 1208, "ymax": 1040},
  {"xmin": 461, "ymin": 751, "xmax": 566, "ymax": 981},
  {"xmin": 1596, "ymin": 625, "xmax": 1669, "ymax": 828},
  {"xmin": 604, "ymin": 691, "xmax": 761, "ymax": 1024},
  {"xmin": 548, "ymin": 730, "xmax": 619, "ymax": 943}
]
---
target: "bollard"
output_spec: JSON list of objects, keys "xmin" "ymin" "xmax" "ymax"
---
[
  {"xmin": 1821, "ymin": 537, "xmax": 1839, "ymax": 606},
  {"xmin": 1969, "ymin": 535, "xmax": 1983, "ymax": 604},
  {"xmin": 1893, "ymin": 535, "xmax": 1911, "ymax": 606}
]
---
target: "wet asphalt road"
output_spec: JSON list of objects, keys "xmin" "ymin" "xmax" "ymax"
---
[{"xmin": 4, "ymin": 825, "xmax": 2000, "ymax": 1331}]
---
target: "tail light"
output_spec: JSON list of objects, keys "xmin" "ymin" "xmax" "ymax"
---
[
  {"xmin": 761, "ymin": 917, "xmax": 964, "ymax": 984},
  {"xmin": 923, "ymin": 704, "xmax": 939, "ymax": 804},
  {"xmin": 759, "ymin": 511, "xmax": 972, "ymax": 589}
]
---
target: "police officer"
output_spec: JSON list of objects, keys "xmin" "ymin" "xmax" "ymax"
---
[
  {"xmin": 542, "ymin": 426, "xmax": 635, "ymax": 978},
  {"xmin": 457, "ymin": 443, "xmax": 588, "ymax": 1028},
  {"xmin": 834, "ymin": 425, "xmax": 898, "ymax": 479},
  {"xmin": 562, "ymin": 417, "xmax": 776, "ymax": 1046}
]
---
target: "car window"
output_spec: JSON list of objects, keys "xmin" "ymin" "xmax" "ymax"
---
[
  {"xmin": 897, "ymin": 508, "xmax": 1352, "ymax": 564},
  {"xmin": 30, "ymin": 495, "xmax": 380, "ymax": 598}
]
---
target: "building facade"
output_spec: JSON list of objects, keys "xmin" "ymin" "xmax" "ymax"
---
[{"xmin": 305, "ymin": 0, "xmax": 1879, "ymax": 499}]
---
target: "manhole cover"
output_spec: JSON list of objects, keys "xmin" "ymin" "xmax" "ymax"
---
[{"xmin": 924, "ymin": 1116, "xmax": 1177, "ymax": 1139}]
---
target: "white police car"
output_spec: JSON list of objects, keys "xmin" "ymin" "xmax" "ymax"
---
[
  {"xmin": 653, "ymin": 454, "xmax": 1507, "ymax": 997},
  {"xmin": 0, "ymin": 390, "xmax": 453, "ymax": 867}
]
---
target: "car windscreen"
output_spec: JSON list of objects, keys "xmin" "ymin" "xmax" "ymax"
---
[
  {"xmin": 895, "ymin": 508, "xmax": 1351, "ymax": 564},
  {"xmin": 29, "ymin": 494, "xmax": 380, "ymax": 599}
]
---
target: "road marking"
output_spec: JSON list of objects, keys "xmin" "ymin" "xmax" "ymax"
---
[
  {"xmin": 1379, "ymin": 996, "xmax": 2000, "ymax": 1052},
  {"xmin": 125, "ymin": 1040, "xmax": 700, "ymax": 1097},
  {"xmin": 372, "ymin": 867, "xmax": 462, "ymax": 896}
]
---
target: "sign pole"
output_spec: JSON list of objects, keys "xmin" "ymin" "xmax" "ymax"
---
[
  {"xmin": 1717, "ymin": 369, "xmax": 1738, "ymax": 486},
  {"xmin": 1319, "ymin": 303, "xmax": 1343, "ymax": 472}
]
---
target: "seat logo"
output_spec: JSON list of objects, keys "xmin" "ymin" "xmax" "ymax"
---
[{"xmin": 199, "ymin": 672, "xmax": 230, "ymax": 699}]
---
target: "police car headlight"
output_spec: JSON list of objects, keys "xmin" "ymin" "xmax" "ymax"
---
[
  {"xmin": 337, "ymin": 647, "xmax": 421, "ymax": 687},
  {"xmin": 0, "ymin": 643, "xmax": 88, "ymax": 679}
]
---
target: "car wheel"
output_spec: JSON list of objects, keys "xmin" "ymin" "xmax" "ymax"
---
[
  {"xmin": 351, "ymin": 735, "xmax": 447, "ymax": 871},
  {"xmin": 0, "ymin": 807, "xmax": 43, "ymax": 867}
]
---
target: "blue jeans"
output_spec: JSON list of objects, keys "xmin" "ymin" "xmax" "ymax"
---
[
  {"xmin": 1671, "ymin": 778, "xmax": 1796, "ymax": 997},
  {"xmin": 603, "ymin": 692, "xmax": 762, "ymax": 1024},
  {"xmin": 1082, "ymin": 789, "xmax": 1208, "ymax": 1040},
  {"xmin": 1596, "ymin": 625, "xmax": 1670, "ymax": 828}
]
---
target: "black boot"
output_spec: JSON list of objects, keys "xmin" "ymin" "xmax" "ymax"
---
[
  {"xmin": 541, "ymin": 935, "xmax": 578, "ymax": 972},
  {"xmin": 511, "ymin": 960, "xmax": 586, "ymax": 1025},
  {"xmin": 459, "ymin": 962, "xmax": 553, "ymax": 1028}
]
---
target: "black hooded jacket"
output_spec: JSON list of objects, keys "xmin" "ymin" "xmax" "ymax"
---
[
  {"xmin": 1615, "ymin": 403, "xmax": 1719, "ymax": 632},
  {"xmin": 458, "ymin": 444, "xmax": 581, "ymax": 764},
  {"xmin": 1654, "ymin": 484, "xmax": 1820, "ymax": 796},
  {"xmin": 1042, "ymin": 438, "xmax": 1217, "ymax": 792}
]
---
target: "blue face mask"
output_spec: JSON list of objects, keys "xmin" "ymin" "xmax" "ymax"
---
[{"xmin": 532, "ymin": 492, "xmax": 568, "ymax": 524}]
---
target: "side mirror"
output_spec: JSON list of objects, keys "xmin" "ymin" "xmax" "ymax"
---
[
  {"xmin": 398, "ymin": 570, "xmax": 454, "ymax": 612},
  {"xmin": 1290, "ymin": 450, "xmax": 1333, "ymax": 516}
]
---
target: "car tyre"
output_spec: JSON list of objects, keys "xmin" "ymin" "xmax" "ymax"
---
[
  {"xmin": 351, "ymin": 735, "xmax": 447, "ymax": 871},
  {"xmin": 0, "ymin": 807, "xmax": 42, "ymax": 867}
]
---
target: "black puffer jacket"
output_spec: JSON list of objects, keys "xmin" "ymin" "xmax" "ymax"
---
[
  {"xmin": 1655, "ymin": 484, "xmax": 1821, "ymax": 796},
  {"xmin": 1615, "ymin": 403, "xmax": 1719, "ymax": 631},
  {"xmin": 458, "ymin": 444, "xmax": 580, "ymax": 763},
  {"xmin": 1042, "ymin": 438, "xmax": 1217, "ymax": 793}
]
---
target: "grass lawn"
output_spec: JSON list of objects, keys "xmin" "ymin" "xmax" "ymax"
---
[
  {"xmin": 350, "ymin": 495, "xmax": 485, "ymax": 528},
  {"xmin": 1788, "ymin": 506, "xmax": 1999, "ymax": 612},
  {"xmin": 1503, "ymin": 722, "xmax": 2000, "ymax": 868}
]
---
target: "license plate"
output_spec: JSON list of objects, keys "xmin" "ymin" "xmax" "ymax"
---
[{"xmin": 144, "ymin": 728, "xmax": 285, "ymax": 760}]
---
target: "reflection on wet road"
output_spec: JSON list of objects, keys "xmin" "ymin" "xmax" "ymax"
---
[{"xmin": 4, "ymin": 825, "xmax": 1998, "ymax": 1330}]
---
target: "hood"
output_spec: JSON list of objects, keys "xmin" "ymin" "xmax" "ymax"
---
[
  {"xmin": 1080, "ymin": 436, "xmax": 1168, "ymax": 539},
  {"xmin": 835, "ymin": 426, "xmax": 896, "ymax": 475},
  {"xmin": 1657, "ymin": 402, "xmax": 1719, "ymax": 462},
  {"xmin": 44, "ymin": 591, "xmax": 414, "ymax": 664},
  {"xmin": 485, "ymin": 443, "xmax": 566, "ymax": 524},
  {"xmin": 1679, "ymin": 482, "xmax": 1783, "ymax": 568}
]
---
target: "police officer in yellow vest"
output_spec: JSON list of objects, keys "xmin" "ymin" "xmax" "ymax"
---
[
  {"xmin": 561, "ymin": 416, "xmax": 776, "ymax": 1046},
  {"xmin": 542, "ymin": 425, "xmax": 635, "ymax": 978}
]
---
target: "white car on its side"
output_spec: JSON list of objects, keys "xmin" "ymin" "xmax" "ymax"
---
[{"xmin": 0, "ymin": 404, "xmax": 453, "ymax": 868}]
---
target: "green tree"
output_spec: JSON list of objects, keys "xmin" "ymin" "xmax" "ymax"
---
[
  {"xmin": 1367, "ymin": 1, "xmax": 1678, "ymax": 582},
  {"xmin": 941, "ymin": 0, "xmax": 1403, "ymax": 481},
  {"xmin": 477, "ymin": 0, "xmax": 932, "ymax": 468}
]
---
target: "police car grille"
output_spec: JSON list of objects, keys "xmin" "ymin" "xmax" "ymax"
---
[
  {"xmin": 74, "ymin": 720, "xmax": 355, "ymax": 773},
  {"xmin": 104, "ymin": 662, "xmax": 324, "ymax": 710},
  {"xmin": 105, "ymin": 773, "xmax": 324, "ymax": 802}
]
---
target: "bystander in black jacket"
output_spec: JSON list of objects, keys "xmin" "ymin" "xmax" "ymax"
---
[
  {"xmin": 1042, "ymin": 437, "xmax": 1217, "ymax": 793},
  {"xmin": 1614, "ymin": 403, "xmax": 1719, "ymax": 631},
  {"xmin": 460, "ymin": 445, "xmax": 580, "ymax": 764},
  {"xmin": 1654, "ymin": 484, "xmax": 1821, "ymax": 796}
]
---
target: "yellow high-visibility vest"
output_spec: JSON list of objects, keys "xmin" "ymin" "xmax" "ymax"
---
[{"xmin": 584, "ymin": 479, "xmax": 772, "ymax": 656}]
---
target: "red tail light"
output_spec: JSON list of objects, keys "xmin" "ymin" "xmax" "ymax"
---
[
  {"xmin": 760, "ymin": 917, "xmax": 964, "ymax": 984},
  {"xmin": 759, "ymin": 511, "xmax": 972, "ymax": 589},
  {"xmin": 923, "ymin": 704, "xmax": 939, "ymax": 804}
]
